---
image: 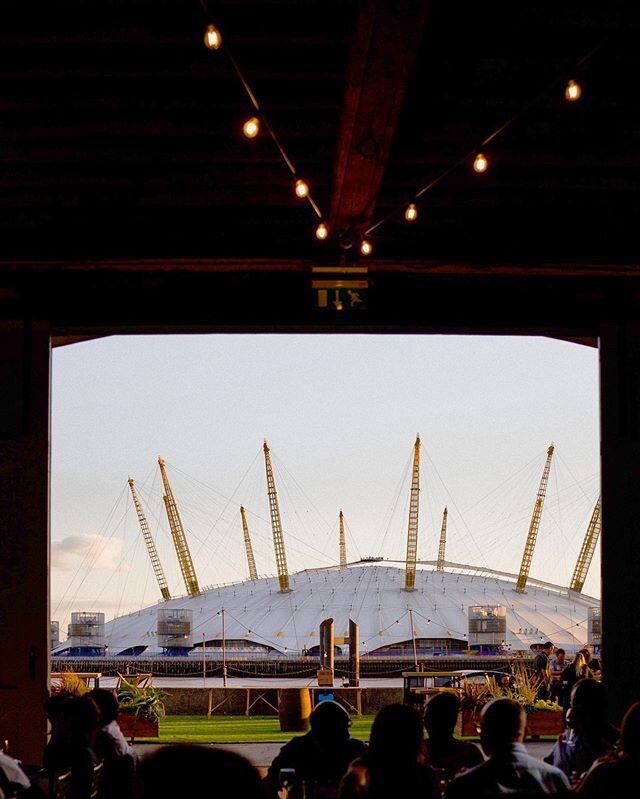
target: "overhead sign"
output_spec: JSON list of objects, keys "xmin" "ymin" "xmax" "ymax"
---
[{"xmin": 311, "ymin": 266, "xmax": 368, "ymax": 311}]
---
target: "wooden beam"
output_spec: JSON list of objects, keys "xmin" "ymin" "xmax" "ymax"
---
[{"xmin": 329, "ymin": 0, "xmax": 432, "ymax": 245}]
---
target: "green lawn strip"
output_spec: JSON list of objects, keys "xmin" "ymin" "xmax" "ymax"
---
[
  {"xmin": 133, "ymin": 715, "xmax": 558, "ymax": 746},
  {"xmin": 135, "ymin": 715, "xmax": 375, "ymax": 743}
]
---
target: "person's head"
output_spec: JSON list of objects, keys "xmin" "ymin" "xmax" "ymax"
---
[
  {"xmin": 423, "ymin": 691, "xmax": 460, "ymax": 740},
  {"xmin": 555, "ymin": 648, "xmax": 566, "ymax": 663},
  {"xmin": 55, "ymin": 694, "xmax": 100, "ymax": 745},
  {"xmin": 543, "ymin": 641, "xmax": 554, "ymax": 655},
  {"xmin": 572, "ymin": 651, "xmax": 586, "ymax": 673},
  {"xmin": 479, "ymin": 698, "xmax": 526, "ymax": 756},
  {"xmin": 568, "ymin": 677, "xmax": 608, "ymax": 732},
  {"xmin": 369, "ymin": 703, "xmax": 424, "ymax": 763},
  {"xmin": 137, "ymin": 744, "xmax": 262, "ymax": 799},
  {"xmin": 579, "ymin": 647, "xmax": 592, "ymax": 664},
  {"xmin": 621, "ymin": 701, "xmax": 640, "ymax": 758},
  {"xmin": 88, "ymin": 688, "xmax": 120, "ymax": 725},
  {"xmin": 309, "ymin": 700, "xmax": 351, "ymax": 742}
]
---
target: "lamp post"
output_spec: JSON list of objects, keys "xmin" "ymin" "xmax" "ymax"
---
[
  {"xmin": 220, "ymin": 607, "xmax": 228, "ymax": 688},
  {"xmin": 202, "ymin": 632, "xmax": 206, "ymax": 687}
]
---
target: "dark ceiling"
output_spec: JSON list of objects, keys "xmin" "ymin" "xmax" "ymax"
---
[{"xmin": 2, "ymin": 0, "xmax": 638, "ymax": 267}]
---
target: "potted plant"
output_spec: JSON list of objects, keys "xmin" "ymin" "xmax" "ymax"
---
[
  {"xmin": 115, "ymin": 675, "xmax": 165, "ymax": 740},
  {"xmin": 456, "ymin": 664, "xmax": 564, "ymax": 739}
]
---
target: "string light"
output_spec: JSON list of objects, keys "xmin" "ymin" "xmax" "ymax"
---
[
  {"xmin": 201, "ymin": 13, "xmax": 324, "ymax": 229},
  {"xmin": 202, "ymin": 11, "xmax": 610, "ymax": 257},
  {"xmin": 295, "ymin": 179, "xmax": 309, "ymax": 198},
  {"xmin": 473, "ymin": 152, "xmax": 488, "ymax": 173},
  {"xmin": 204, "ymin": 24, "xmax": 222, "ymax": 50},
  {"xmin": 242, "ymin": 117, "xmax": 260, "ymax": 138},
  {"xmin": 363, "ymin": 34, "xmax": 610, "ymax": 245},
  {"xmin": 405, "ymin": 203, "xmax": 418, "ymax": 222},
  {"xmin": 565, "ymin": 79, "xmax": 582, "ymax": 102}
]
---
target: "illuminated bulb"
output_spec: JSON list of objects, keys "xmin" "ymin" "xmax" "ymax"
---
[
  {"xmin": 473, "ymin": 152, "xmax": 488, "ymax": 173},
  {"xmin": 405, "ymin": 203, "xmax": 418, "ymax": 222},
  {"xmin": 315, "ymin": 223, "xmax": 328, "ymax": 240},
  {"xmin": 565, "ymin": 79, "xmax": 582, "ymax": 102},
  {"xmin": 204, "ymin": 24, "xmax": 222, "ymax": 50},
  {"xmin": 360, "ymin": 239, "xmax": 372, "ymax": 256},
  {"xmin": 243, "ymin": 117, "xmax": 260, "ymax": 138},
  {"xmin": 295, "ymin": 179, "xmax": 309, "ymax": 198}
]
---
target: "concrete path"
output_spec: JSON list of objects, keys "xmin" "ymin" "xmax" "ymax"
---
[{"xmin": 134, "ymin": 740, "xmax": 556, "ymax": 775}]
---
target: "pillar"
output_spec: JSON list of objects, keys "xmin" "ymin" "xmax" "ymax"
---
[
  {"xmin": 599, "ymin": 322, "xmax": 640, "ymax": 722},
  {"xmin": 0, "ymin": 320, "xmax": 50, "ymax": 763}
]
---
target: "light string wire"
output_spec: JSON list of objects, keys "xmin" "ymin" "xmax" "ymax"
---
[
  {"xmin": 201, "ymin": 12, "xmax": 323, "ymax": 220},
  {"xmin": 364, "ymin": 37, "xmax": 611, "ymax": 238}
]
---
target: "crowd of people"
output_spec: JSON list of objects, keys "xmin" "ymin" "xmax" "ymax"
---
[{"xmin": 0, "ymin": 653, "xmax": 636, "ymax": 799}]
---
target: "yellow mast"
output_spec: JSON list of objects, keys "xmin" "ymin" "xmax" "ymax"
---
[
  {"xmin": 263, "ymin": 441, "xmax": 290, "ymax": 592},
  {"xmin": 570, "ymin": 496, "xmax": 601, "ymax": 593},
  {"xmin": 339, "ymin": 509, "xmax": 347, "ymax": 567},
  {"xmin": 158, "ymin": 457, "xmax": 201, "ymax": 596},
  {"xmin": 436, "ymin": 506, "xmax": 448, "ymax": 572},
  {"xmin": 128, "ymin": 477, "xmax": 171, "ymax": 601},
  {"xmin": 404, "ymin": 434, "xmax": 421, "ymax": 591},
  {"xmin": 240, "ymin": 505, "xmax": 258, "ymax": 581},
  {"xmin": 515, "ymin": 444, "xmax": 554, "ymax": 593}
]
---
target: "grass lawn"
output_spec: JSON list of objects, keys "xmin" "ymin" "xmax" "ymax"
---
[{"xmin": 139, "ymin": 715, "xmax": 376, "ymax": 743}]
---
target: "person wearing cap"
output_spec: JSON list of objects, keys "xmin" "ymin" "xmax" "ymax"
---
[
  {"xmin": 264, "ymin": 700, "xmax": 367, "ymax": 799},
  {"xmin": 533, "ymin": 642, "xmax": 555, "ymax": 700}
]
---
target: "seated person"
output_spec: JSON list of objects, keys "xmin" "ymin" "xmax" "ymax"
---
[
  {"xmin": 42, "ymin": 694, "xmax": 100, "ymax": 799},
  {"xmin": 544, "ymin": 678, "xmax": 619, "ymax": 781},
  {"xmin": 422, "ymin": 692, "xmax": 484, "ymax": 783},
  {"xmin": 339, "ymin": 703, "xmax": 437, "ymax": 799},
  {"xmin": 134, "ymin": 744, "xmax": 263, "ymax": 799},
  {"xmin": 575, "ymin": 700, "xmax": 640, "ymax": 797},
  {"xmin": 0, "ymin": 751, "xmax": 44, "ymax": 799},
  {"xmin": 266, "ymin": 700, "xmax": 367, "ymax": 799},
  {"xmin": 446, "ymin": 698, "xmax": 570, "ymax": 797},
  {"xmin": 87, "ymin": 689, "xmax": 136, "ymax": 799}
]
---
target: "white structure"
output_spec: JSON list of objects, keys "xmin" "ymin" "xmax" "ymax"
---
[{"xmin": 52, "ymin": 561, "xmax": 598, "ymax": 657}]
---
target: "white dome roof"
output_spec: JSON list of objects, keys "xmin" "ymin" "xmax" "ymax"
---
[{"xmin": 57, "ymin": 560, "xmax": 597, "ymax": 657}]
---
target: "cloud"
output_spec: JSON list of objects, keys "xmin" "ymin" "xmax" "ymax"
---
[{"xmin": 52, "ymin": 535, "xmax": 129, "ymax": 572}]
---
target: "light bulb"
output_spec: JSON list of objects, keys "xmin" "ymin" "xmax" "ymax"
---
[
  {"xmin": 243, "ymin": 117, "xmax": 260, "ymax": 138},
  {"xmin": 405, "ymin": 203, "xmax": 418, "ymax": 222},
  {"xmin": 295, "ymin": 179, "xmax": 309, "ymax": 198},
  {"xmin": 204, "ymin": 24, "xmax": 222, "ymax": 50},
  {"xmin": 360, "ymin": 239, "xmax": 372, "ymax": 256},
  {"xmin": 315, "ymin": 223, "xmax": 328, "ymax": 240},
  {"xmin": 565, "ymin": 79, "xmax": 581, "ymax": 102},
  {"xmin": 473, "ymin": 153, "xmax": 488, "ymax": 173}
]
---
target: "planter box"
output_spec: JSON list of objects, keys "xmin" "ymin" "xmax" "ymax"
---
[
  {"xmin": 525, "ymin": 710, "xmax": 564, "ymax": 739},
  {"xmin": 458, "ymin": 708, "xmax": 564, "ymax": 739},
  {"xmin": 117, "ymin": 713, "xmax": 159, "ymax": 740}
]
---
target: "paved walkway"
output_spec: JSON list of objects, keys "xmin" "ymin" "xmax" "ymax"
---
[{"xmin": 133, "ymin": 740, "xmax": 555, "ymax": 775}]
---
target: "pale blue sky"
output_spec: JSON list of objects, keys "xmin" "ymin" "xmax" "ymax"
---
[{"xmin": 50, "ymin": 334, "xmax": 600, "ymax": 633}]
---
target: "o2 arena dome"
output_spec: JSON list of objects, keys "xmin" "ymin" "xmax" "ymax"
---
[{"xmin": 52, "ymin": 440, "xmax": 601, "ymax": 658}]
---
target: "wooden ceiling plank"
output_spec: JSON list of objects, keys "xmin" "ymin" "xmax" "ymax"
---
[{"xmin": 329, "ymin": 0, "xmax": 432, "ymax": 243}]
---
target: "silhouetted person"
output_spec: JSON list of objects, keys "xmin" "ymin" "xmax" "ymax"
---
[
  {"xmin": 339, "ymin": 702, "xmax": 437, "ymax": 799},
  {"xmin": 88, "ymin": 689, "xmax": 136, "ymax": 799},
  {"xmin": 422, "ymin": 692, "xmax": 483, "ymax": 788},
  {"xmin": 559, "ymin": 651, "xmax": 588, "ymax": 715},
  {"xmin": 545, "ymin": 679, "xmax": 619, "ymax": 781},
  {"xmin": 134, "ymin": 744, "xmax": 263, "ymax": 799},
  {"xmin": 266, "ymin": 700, "xmax": 366, "ymax": 799},
  {"xmin": 446, "ymin": 698, "xmax": 570, "ymax": 797},
  {"xmin": 575, "ymin": 700, "xmax": 640, "ymax": 797},
  {"xmin": 533, "ymin": 642, "xmax": 554, "ymax": 700},
  {"xmin": 42, "ymin": 694, "xmax": 100, "ymax": 799}
]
